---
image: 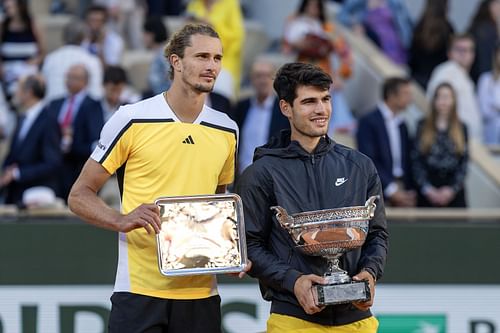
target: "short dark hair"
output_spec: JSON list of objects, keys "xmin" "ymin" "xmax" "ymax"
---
[
  {"xmin": 85, "ymin": 4, "xmax": 108, "ymax": 20},
  {"xmin": 22, "ymin": 75, "xmax": 46, "ymax": 99},
  {"xmin": 448, "ymin": 33, "xmax": 475, "ymax": 51},
  {"xmin": 382, "ymin": 77, "xmax": 411, "ymax": 100},
  {"xmin": 164, "ymin": 23, "xmax": 219, "ymax": 80},
  {"xmin": 273, "ymin": 62, "xmax": 332, "ymax": 105},
  {"xmin": 103, "ymin": 66, "xmax": 128, "ymax": 85},
  {"xmin": 144, "ymin": 16, "xmax": 168, "ymax": 43}
]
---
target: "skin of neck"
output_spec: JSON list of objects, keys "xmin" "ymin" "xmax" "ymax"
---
[{"xmin": 166, "ymin": 78, "xmax": 207, "ymax": 123}]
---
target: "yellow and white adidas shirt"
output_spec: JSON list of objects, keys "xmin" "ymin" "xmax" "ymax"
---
[{"xmin": 90, "ymin": 93, "xmax": 238, "ymax": 299}]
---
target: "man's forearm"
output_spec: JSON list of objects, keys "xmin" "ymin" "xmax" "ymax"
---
[{"xmin": 68, "ymin": 185, "xmax": 122, "ymax": 232}]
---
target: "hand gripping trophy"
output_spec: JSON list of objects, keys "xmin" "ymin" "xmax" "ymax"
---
[{"xmin": 271, "ymin": 196, "xmax": 379, "ymax": 306}]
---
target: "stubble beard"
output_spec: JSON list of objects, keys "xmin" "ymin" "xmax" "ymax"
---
[{"xmin": 193, "ymin": 83, "xmax": 214, "ymax": 93}]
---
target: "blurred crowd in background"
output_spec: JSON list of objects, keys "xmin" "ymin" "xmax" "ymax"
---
[{"xmin": 0, "ymin": 0, "xmax": 498, "ymax": 210}]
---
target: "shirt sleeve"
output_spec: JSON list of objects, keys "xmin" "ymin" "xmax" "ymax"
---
[
  {"xmin": 218, "ymin": 129, "xmax": 238, "ymax": 185},
  {"xmin": 90, "ymin": 105, "xmax": 132, "ymax": 174}
]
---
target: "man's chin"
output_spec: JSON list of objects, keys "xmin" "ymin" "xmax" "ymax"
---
[{"xmin": 194, "ymin": 84, "xmax": 214, "ymax": 94}]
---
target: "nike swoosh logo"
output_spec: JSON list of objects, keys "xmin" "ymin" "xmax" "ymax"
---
[{"xmin": 335, "ymin": 178, "xmax": 348, "ymax": 186}]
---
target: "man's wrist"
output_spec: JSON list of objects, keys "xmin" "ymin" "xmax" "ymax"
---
[{"xmin": 362, "ymin": 267, "xmax": 377, "ymax": 282}]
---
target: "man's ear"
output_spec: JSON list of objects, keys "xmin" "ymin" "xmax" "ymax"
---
[
  {"xmin": 169, "ymin": 54, "xmax": 182, "ymax": 75},
  {"xmin": 279, "ymin": 99, "xmax": 292, "ymax": 118}
]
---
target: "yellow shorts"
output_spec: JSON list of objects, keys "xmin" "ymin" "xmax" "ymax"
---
[{"xmin": 267, "ymin": 313, "xmax": 379, "ymax": 333}]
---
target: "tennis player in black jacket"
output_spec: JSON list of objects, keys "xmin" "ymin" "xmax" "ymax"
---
[{"xmin": 235, "ymin": 62, "xmax": 388, "ymax": 332}]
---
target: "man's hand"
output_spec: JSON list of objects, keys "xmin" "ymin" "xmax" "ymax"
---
[
  {"xmin": 238, "ymin": 259, "xmax": 252, "ymax": 278},
  {"xmin": 115, "ymin": 204, "xmax": 161, "ymax": 234},
  {"xmin": 0, "ymin": 165, "xmax": 17, "ymax": 187},
  {"xmin": 294, "ymin": 274, "xmax": 326, "ymax": 315},
  {"xmin": 352, "ymin": 270, "xmax": 376, "ymax": 311}
]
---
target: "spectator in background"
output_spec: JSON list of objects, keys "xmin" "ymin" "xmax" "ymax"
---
[
  {"xmin": 337, "ymin": 0, "xmax": 412, "ymax": 65},
  {"xmin": 94, "ymin": 0, "xmax": 146, "ymax": 49},
  {"xmin": 0, "ymin": 0, "xmax": 44, "ymax": 99},
  {"xmin": 143, "ymin": 16, "xmax": 171, "ymax": 96},
  {"xmin": 234, "ymin": 59, "xmax": 289, "ymax": 174},
  {"xmin": 0, "ymin": 87, "xmax": 10, "ymax": 139},
  {"xmin": 467, "ymin": 0, "xmax": 500, "ymax": 83},
  {"xmin": 82, "ymin": 4, "xmax": 124, "ymax": 66},
  {"xmin": 283, "ymin": 0, "xmax": 356, "ymax": 135},
  {"xmin": 0, "ymin": 75, "xmax": 61, "ymax": 206},
  {"xmin": 42, "ymin": 21, "xmax": 103, "ymax": 101},
  {"xmin": 47, "ymin": 64, "xmax": 104, "ymax": 200},
  {"xmin": 409, "ymin": 0, "xmax": 454, "ymax": 89},
  {"xmin": 427, "ymin": 34, "xmax": 483, "ymax": 141},
  {"xmin": 186, "ymin": 0, "xmax": 244, "ymax": 97},
  {"xmin": 478, "ymin": 43, "xmax": 500, "ymax": 145},
  {"xmin": 101, "ymin": 65, "xmax": 140, "ymax": 122},
  {"xmin": 412, "ymin": 83, "xmax": 468, "ymax": 207},
  {"xmin": 357, "ymin": 77, "xmax": 416, "ymax": 207}
]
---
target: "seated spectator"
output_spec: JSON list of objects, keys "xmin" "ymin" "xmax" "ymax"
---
[
  {"xmin": 337, "ymin": 0, "xmax": 412, "ymax": 65},
  {"xmin": 42, "ymin": 20, "xmax": 103, "ymax": 101},
  {"xmin": 143, "ymin": 16, "xmax": 171, "ymax": 96},
  {"xmin": 233, "ymin": 59, "xmax": 289, "ymax": 174},
  {"xmin": 0, "ymin": 75, "xmax": 61, "ymax": 206},
  {"xmin": 412, "ymin": 83, "xmax": 468, "ymax": 207},
  {"xmin": 95, "ymin": 0, "xmax": 146, "ymax": 49},
  {"xmin": 357, "ymin": 77, "xmax": 416, "ymax": 207},
  {"xmin": 81, "ymin": 4, "xmax": 124, "ymax": 66},
  {"xmin": 46, "ymin": 64, "xmax": 104, "ymax": 200},
  {"xmin": 409, "ymin": 0, "xmax": 454, "ymax": 89},
  {"xmin": 478, "ymin": 43, "xmax": 500, "ymax": 144},
  {"xmin": 283, "ymin": 0, "xmax": 355, "ymax": 134},
  {"xmin": 467, "ymin": 0, "xmax": 500, "ymax": 83},
  {"xmin": 427, "ymin": 34, "xmax": 483, "ymax": 140},
  {"xmin": 186, "ymin": 0, "xmax": 244, "ymax": 96},
  {"xmin": 0, "ymin": 0, "xmax": 44, "ymax": 99},
  {"xmin": 101, "ymin": 65, "xmax": 140, "ymax": 122}
]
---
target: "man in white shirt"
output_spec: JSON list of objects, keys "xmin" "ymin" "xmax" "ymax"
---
[
  {"xmin": 234, "ymin": 60, "xmax": 289, "ymax": 174},
  {"xmin": 42, "ymin": 21, "xmax": 103, "ymax": 101},
  {"xmin": 357, "ymin": 77, "xmax": 416, "ymax": 207},
  {"xmin": 82, "ymin": 4, "xmax": 125, "ymax": 66},
  {"xmin": 427, "ymin": 34, "xmax": 483, "ymax": 140}
]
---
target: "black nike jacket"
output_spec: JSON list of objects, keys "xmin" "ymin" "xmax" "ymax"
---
[{"xmin": 235, "ymin": 130, "xmax": 389, "ymax": 326}]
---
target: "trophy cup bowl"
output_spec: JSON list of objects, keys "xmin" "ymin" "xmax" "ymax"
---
[{"xmin": 271, "ymin": 196, "xmax": 379, "ymax": 306}]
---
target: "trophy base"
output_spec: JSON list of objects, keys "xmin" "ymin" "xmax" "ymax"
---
[{"xmin": 314, "ymin": 280, "xmax": 370, "ymax": 306}]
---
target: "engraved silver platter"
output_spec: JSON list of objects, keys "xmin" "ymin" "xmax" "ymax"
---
[{"xmin": 155, "ymin": 194, "xmax": 247, "ymax": 276}]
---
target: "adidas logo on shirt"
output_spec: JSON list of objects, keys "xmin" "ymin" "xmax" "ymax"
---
[{"xmin": 182, "ymin": 135, "xmax": 195, "ymax": 144}]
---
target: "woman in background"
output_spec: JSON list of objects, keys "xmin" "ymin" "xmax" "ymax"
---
[
  {"xmin": 412, "ymin": 82, "xmax": 468, "ymax": 207},
  {"xmin": 477, "ymin": 43, "xmax": 500, "ymax": 145},
  {"xmin": 0, "ymin": 0, "xmax": 44, "ymax": 99},
  {"xmin": 467, "ymin": 0, "xmax": 500, "ymax": 83},
  {"xmin": 409, "ymin": 0, "xmax": 454, "ymax": 89},
  {"xmin": 283, "ymin": 0, "xmax": 355, "ymax": 134}
]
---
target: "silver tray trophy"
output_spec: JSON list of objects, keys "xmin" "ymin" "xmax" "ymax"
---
[
  {"xmin": 155, "ymin": 194, "xmax": 247, "ymax": 276},
  {"xmin": 271, "ymin": 196, "xmax": 379, "ymax": 306}
]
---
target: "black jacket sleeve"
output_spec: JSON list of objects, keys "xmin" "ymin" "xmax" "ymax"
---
[
  {"xmin": 236, "ymin": 167, "xmax": 303, "ymax": 294},
  {"xmin": 357, "ymin": 161, "xmax": 389, "ymax": 281}
]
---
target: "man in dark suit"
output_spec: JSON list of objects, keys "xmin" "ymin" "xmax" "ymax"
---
[
  {"xmin": 357, "ymin": 77, "xmax": 416, "ymax": 207},
  {"xmin": 234, "ymin": 59, "xmax": 289, "ymax": 174},
  {"xmin": 47, "ymin": 64, "xmax": 104, "ymax": 200},
  {"xmin": 0, "ymin": 75, "xmax": 62, "ymax": 205}
]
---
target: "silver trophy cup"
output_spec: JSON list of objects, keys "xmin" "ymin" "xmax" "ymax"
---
[{"xmin": 271, "ymin": 196, "xmax": 379, "ymax": 306}]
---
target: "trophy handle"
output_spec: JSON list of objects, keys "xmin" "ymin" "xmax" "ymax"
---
[
  {"xmin": 270, "ymin": 206, "xmax": 292, "ymax": 227},
  {"xmin": 365, "ymin": 195, "xmax": 379, "ymax": 218}
]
